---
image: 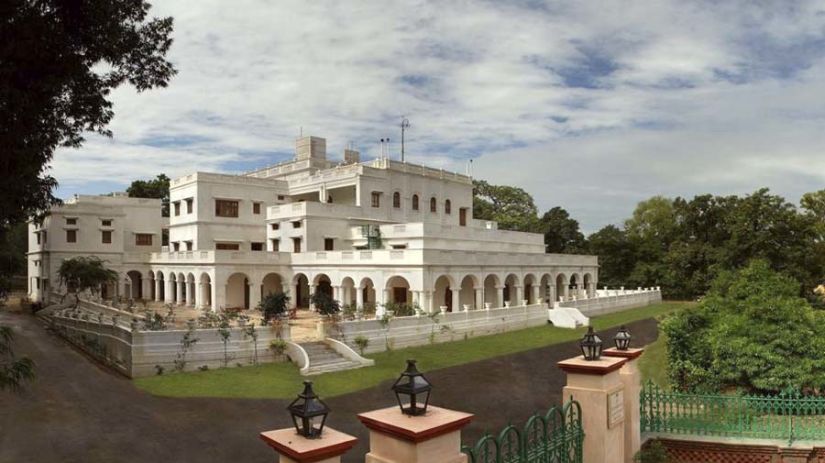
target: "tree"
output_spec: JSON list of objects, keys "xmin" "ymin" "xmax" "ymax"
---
[
  {"xmin": 258, "ymin": 292, "xmax": 290, "ymax": 322},
  {"xmin": 540, "ymin": 207, "xmax": 586, "ymax": 253},
  {"xmin": 0, "ymin": 325, "xmax": 35, "ymax": 392},
  {"xmin": 127, "ymin": 174, "xmax": 171, "ymax": 217},
  {"xmin": 0, "ymin": 0, "xmax": 175, "ymax": 298},
  {"xmin": 663, "ymin": 260, "xmax": 825, "ymax": 393},
  {"xmin": 472, "ymin": 180, "xmax": 539, "ymax": 232},
  {"xmin": 0, "ymin": 223, "xmax": 28, "ymax": 299},
  {"xmin": 57, "ymin": 257, "xmax": 118, "ymax": 305},
  {"xmin": 587, "ymin": 225, "xmax": 635, "ymax": 286}
]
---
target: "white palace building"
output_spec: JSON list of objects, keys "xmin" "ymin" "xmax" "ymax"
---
[{"xmin": 27, "ymin": 136, "xmax": 599, "ymax": 314}]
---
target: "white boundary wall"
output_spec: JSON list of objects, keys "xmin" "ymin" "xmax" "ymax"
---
[
  {"xmin": 561, "ymin": 288, "xmax": 662, "ymax": 317},
  {"xmin": 49, "ymin": 311, "xmax": 290, "ymax": 377}
]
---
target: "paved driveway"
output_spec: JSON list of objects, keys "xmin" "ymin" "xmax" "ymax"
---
[{"xmin": 0, "ymin": 310, "xmax": 659, "ymax": 463}]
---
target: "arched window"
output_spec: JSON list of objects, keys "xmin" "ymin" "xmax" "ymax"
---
[
  {"xmin": 412, "ymin": 194, "xmax": 419, "ymax": 210},
  {"xmin": 430, "ymin": 197, "xmax": 437, "ymax": 213},
  {"xmin": 393, "ymin": 192, "xmax": 401, "ymax": 208},
  {"xmin": 445, "ymin": 199, "xmax": 451, "ymax": 214}
]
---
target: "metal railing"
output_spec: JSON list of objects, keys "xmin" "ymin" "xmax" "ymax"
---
[
  {"xmin": 462, "ymin": 399, "xmax": 584, "ymax": 463},
  {"xmin": 640, "ymin": 381, "xmax": 825, "ymax": 444}
]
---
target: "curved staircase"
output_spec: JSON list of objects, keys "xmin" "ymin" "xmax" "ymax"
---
[{"xmin": 300, "ymin": 341, "xmax": 367, "ymax": 375}]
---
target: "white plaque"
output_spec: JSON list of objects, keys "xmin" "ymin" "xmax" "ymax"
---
[{"xmin": 608, "ymin": 389, "xmax": 624, "ymax": 428}]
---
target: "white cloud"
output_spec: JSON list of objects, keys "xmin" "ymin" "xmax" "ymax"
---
[{"xmin": 52, "ymin": 0, "xmax": 825, "ymax": 231}]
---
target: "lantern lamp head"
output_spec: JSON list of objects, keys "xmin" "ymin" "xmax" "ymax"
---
[
  {"xmin": 614, "ymin": 325, "xmax": 632, "ymax": 351},
  {"xmin": 391, "ymin": 359, "xmax": 432, "ymax": 416},
  {"xmin": 580, "ymin": 326, "xmax": 603, "ymax": 361},
  {"xmin": 287, "ymin": 381, "xmax": 330, "ymax": 439}
]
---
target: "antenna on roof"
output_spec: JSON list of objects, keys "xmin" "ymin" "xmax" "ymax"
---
[{"xmin": 400, "ymin": 117, "xmax": 410, "ymax": 163}]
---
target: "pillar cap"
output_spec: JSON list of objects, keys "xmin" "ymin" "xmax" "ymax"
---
[
  {"xmin": 358, "ymin": 405, "xmax": 473, "ymax": 443},
  {"xmin": 259, "ymin": 427, "xmax": 357, "ymax": 463},
  {"xmin": 603, "ymin": 347, "xmax": 645, "ymax": 360},
  {"xmin": 557, "ymin": 355, "xmax": 626, "ymax": 375}
]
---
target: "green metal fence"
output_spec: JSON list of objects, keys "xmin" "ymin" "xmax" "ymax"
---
[
  {"xmin": 640, "ymin": 381, "xmax": 825, "ymax": 443},
  {"xmin": 462, "ymin": 399, "xmax": 584, "ymax": 463}
]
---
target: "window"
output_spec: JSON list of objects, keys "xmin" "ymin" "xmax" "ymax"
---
[
  {"xmin": 445, "ymin": 199, "xmax": 451, "ymax": 214},
  {"xmin": 161, "ymin": 229, "xmax": 169, "ymax": 246},
  {"xmin": 277, "ymin": 195, "xmax": 285, "ymax": 200},
  {"xmin": 253, "ymin": 202, "xmax": 262, "ymax": 214},
  {"xmin": 42, "ymin": 231, "xmax": 47, "ymax": 244},
  {"xmin": 430, "ymin": 197, "xmax": 437, "ymax": 212},
  {"xmin": 215, "ymin": 199, "xmax": 239, "ymax": 217},
  {"xmin": 66, "ymin": 229, "xmax": 77, "ymax": 243},
  {"xmin": 216, "ymin": 242, "xmax": 240, "ymax": 250},
  {"xmin": 186, "ymin": 198, "xmax": 193, "ymax": 214},
  {"xmin": 292, "ymin": 221, "xmax": 302, "ymax": 229},
  {"xmin": 371, "ymin": 191, "xmax": 381, "ymax": 208},
  {"xmin": 185, "ymin": 241, "xmax": 193, "ymax": 251},
  {"xmin": 459, "ymin": 208, "xmax": 468, "ymax": 226},
  {"xmin": 412, "ymin": 194, "xmax": 419, "ymax": 210},
  {"xmin": 251, "ymin": 242, "xmax": 264, "ymax": 251},
  {"xmin": 101, "ymin": 219, "xmax": 112, "ymax": 227},
  {"xmin": 270, "ymin": 239, "xmax": 280, "ymax": 251},
  {"xmin": 327, "ymin": 195, "xmax": 333, "ymax": 204},
  {"xmin": 172, "ymin": 242, "xmax": 180, "ymax": 251},
  {"xmin": 135, "ymin": 234, "xmax": 153, "ymax": 246},
  {"xmin": 271, "ymin": 223, "xmax": 280, "ymax": 230},
  {"xmin": 292, "ymin": 237, "xmax": 302, "ymax": 253},
  {"xmin": 36, "ymin": 233, "xmax": 40, "ymax": 245},
  {"xmin": 324, "ymin": 238, "xmax": 334, "ymax": 251},
  {"xmin": 174, "ymin": 201, "xmax": 181, "ymax": 216},
  {"xmin": 101, "ymin": 230, "xmax": 112, "ymax": 244},
  {"xmin": 391, "ymin": 244, "xmax": 407, "ymax": 249},
  {"xmin": 66, "ymin": 218, "xmax": 77, "ymax": 225},
  {"xmin": 393, "ymin": 192, "xmax": 401, "ymax": 208}
]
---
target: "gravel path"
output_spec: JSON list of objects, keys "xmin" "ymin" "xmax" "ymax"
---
[{"xmin": 0, "ymin": 310, "xmax": 659, "ymax": 463}]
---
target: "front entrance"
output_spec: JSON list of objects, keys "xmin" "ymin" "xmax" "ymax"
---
[{"xmin": 393, "ymin": 287, "xmax": 408, "ymax": 304}]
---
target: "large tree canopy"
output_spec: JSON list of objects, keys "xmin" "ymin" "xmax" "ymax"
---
[
  {"xmin": 0, "ymin": 0, "xmax": 176, "ymax": 297},
  {"xmin": 127, "ymin": 173, "xmax": 171, "ymax": 216},
  {"xmin": 472, "ymin": 180, "xmax": 539, "ymax": 232},
  {"xmin": 663, "ymin": 260, "xmax": 825, "ymax": 393},
  {"xmin": 540, "ymin": 207, "xmax": 586, "ymax": 254}
]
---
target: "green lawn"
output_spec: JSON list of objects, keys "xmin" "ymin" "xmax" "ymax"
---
[
  {"xmin": 134, "ymin": 301, "xmax": 692, "ymax": 399},
  {"xmin": 638, "ymin": 330, "xmax": 670, "ymax": 389}
]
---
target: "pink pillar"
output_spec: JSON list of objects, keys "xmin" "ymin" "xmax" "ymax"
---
[
  {"xmin": 260, "ymin": 427, "xmax": 356, "ymax": 463},
  {"xmin": 603, "ymin": 347, "xmax": 645, "ymax": 463}
]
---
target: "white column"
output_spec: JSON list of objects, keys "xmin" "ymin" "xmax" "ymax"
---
[
  {"xmin": 333, "ymin": 285, "xmax": 341, "ymax": 303},
  {"xmin": 450, "ymin": 287, "xmax": 460, "ymax": 312},
  {"xmin": 165, "ymin": 280, "xmax": 174, "ymax": 304},
  {"xmin": 211, "ymin": 280, "xmax": 222, "ymax": 312},
  {"xmin": 176, "ymin": 280, "xmax": 185, "ymax": 306},
  {"xmin": 532, "ymin": 285, "xmax": 540, "ymax": 305},
  {"xmin": 248, "ymin": 281, "xmax": 261, "ymax": 310},
  {"xmin": 155, "ymin": 278, "xmax": 162, "ymax": 302},
  {"xmin": 549, "ymin": 284, "xmax": 556, "ymax": 306},
  {"xmin": 496, "ymin": 286, "xmax": 504, "ymax": 308},
  {"xmin": 309, "ymin": 284, "xmax": 317, "ymax": 311},
  {"xmin": 474, "ymin": 287, "xmax": 483, "ymax": 310},
  {"xmin": 356, "ymin": 286, "xmax": 364, "ymax": 308},
  {"xmin": 382, "ymin": 288, "xmax": 391, "ymax": 306},
  {"xmin": 142, "ymin": 278, "xmax": 151, "ymax": 300},
  {"xmin": 186, "ymin": 281, "xmax": 194, "ymax": 306},
  {"xmin": 197, "ymin": 282, "xmax": 206, "ymax": 309},
  {"xmin": 513, "ymin": 285, "xmax": 523, "ymax": 306},
  {"xmin": 562, "ymin": 283, "xmax": 570, "ymax": 301}
]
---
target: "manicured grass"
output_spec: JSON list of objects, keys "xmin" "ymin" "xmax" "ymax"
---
[
  {"xmin": 638, "ymin": 330, "xmax": 670, "ymax": 389},
  {"xmin": 134, "ymin": 301, "xmax": 692, "ymax": 399}
]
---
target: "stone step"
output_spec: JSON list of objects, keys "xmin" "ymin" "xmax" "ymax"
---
[{"xmin": 304, "ymin": 361, "xmax": 364, "ymax": 375}]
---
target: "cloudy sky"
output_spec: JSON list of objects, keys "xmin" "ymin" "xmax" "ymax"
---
[{"xmin": 53, "ymin": 0, "xmax": 825, "ymax": 232}]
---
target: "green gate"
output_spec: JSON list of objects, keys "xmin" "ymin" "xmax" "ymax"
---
[{"xmin": 462, "ymin": 399, "xmax": 584, "ymax": 463}]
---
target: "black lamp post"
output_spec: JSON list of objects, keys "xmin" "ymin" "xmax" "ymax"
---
[
  {"xmin": 287, "ymin": 381, "xmax": 330, "ymax": 439},
  {"xmin": 614, "ymin": 325, "xmax": 632, "ymax": 351},
  {"xmin": 391, "ymin": 359, "xmax": 432, "ymax": 416},
  {"xmin": 580, "ymin": 326, "xmax": 603, "ymax": 361}
]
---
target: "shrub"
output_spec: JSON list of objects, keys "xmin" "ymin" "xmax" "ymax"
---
[
  {"xmin": 354, "ymin": 335, "xmax": 369, "ymax": 355},
  {"xmin": 258, "ymin": 292, "xmax": 290, "ymax": 322},
  {"xmin": 310, "ymin": 291, "xmax": 340, "ymax": 316},
  {"xmin": 634, "ymin": 440, "xmax": 669, "ymax": 463},
  {"xmin": 269, "ymin": 339, "xmax": 287, "ymax": 358}
]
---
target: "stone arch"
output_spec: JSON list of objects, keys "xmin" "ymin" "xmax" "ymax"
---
[
  {"xmin": 458, "ymin": 274, "xmax": 479, "ymax": 310},
  {"xmin": 569, "ymin": 273, "xmax": 580, "ymax": 296},
  {"xmin": 504, "ymin": 273, "xmax": 521, "ymax": 305},
  {"xmin": 177, "ymin": 272, "xmax": 187, "ymax": 306},
  {"xmin": 434, "ymin": 275, "xmax": 455, "ymax": 312},
  {"xmin": 226, "ymin": 272, "xmax": 251, "ymax": 309},
  {"xmin": 412, "ymin": 194, "xmax": 419, "ymax": 211},
  {"xmin": 168, "ymin": 272, "xmax": 177, "ymax": 304},
  {"xmin": 583, "ymin": 272, "xmax": 594, "ymax": 297},
  {"xmin": 385, "ymin": 275, "xmax": 411, "ymax": 305},
  {"xmin": 540, "ymin": 273, "xmax": 553, "ymax": 303},
  {"xmin": 341, "ymin": 277, "xmax": 356, "ymax": 306},
  {"xmin": 483, "ymin": 274, "xmax": 501, "ymax": 307},
  {"xmin": 312, "ymin": 274, "xmax": 333, "ymax": 300},
  {"xmin": 147, "ymin": 270, "xmax": 156, "ymax": 301},
  {"xmin": 262, "ymin": 272, "xmax": 285, "ymax": 298},
  {"xmin": 156, "ymin": 271, "xmax": 165, "ymax": 301},
  {"xmin": 126, "ymin": 270, "xmax": 142, "ymax": 300},
  {"xmin": 445, "ymin": 199, "xmax": 451, "ymax": 215},
  {"xmin": 292, "ymin": 273, "xmax": 310, "ymax": 308},
  {"xmin": 523, "ymin": 273, "xmax": 538, "ymax": 304},
  {"xmin": 186, "ymin": 273, "xmax": 196, "ymax": 307},
  {"xmin": 392, "ymin": 191, "xmax": 401, "ymax": 209},
  {"xmin": 556, "ymin": 273, "xmax": 568, "ymax": 302},
  {"xmin": 358, "ymin": 277, "xmax": 376, "ymax": 308},
  {"xmin": 429, "ymin": 196, "xmax": 437, "ymax": 213}
]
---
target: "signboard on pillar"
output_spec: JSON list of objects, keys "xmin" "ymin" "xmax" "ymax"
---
[{"xmin": 607, "ymin": 386, "xmax": 625, "ymax": 429}]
